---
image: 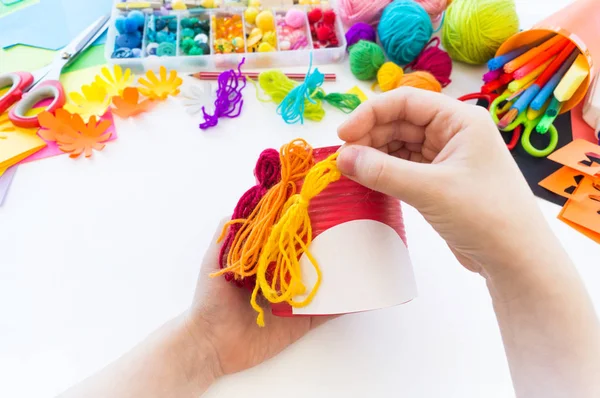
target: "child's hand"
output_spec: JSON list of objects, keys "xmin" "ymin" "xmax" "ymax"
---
[{"xmin": 337, "ymin": 87, "xmax": 554, "ymax": 280}]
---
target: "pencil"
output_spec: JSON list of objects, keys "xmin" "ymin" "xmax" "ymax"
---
[
  {"xmin": 192, "ymin": 71, "xmax": 337, "ymax": 81},
  {"xmin": 486, "ymin": 33, "xmax": 555, "ymax": 71},
  {"xmin": 507, "ymin": 58, "xmax": 554, "ymax": 92},
  {"xmin": 530, "ymin": 49, "xmax": 579, "ymax": 110},
  {"xmin": 512, "ymin": 39, "xmax": 570, "ymax": 80},
  {"xmin": 554, "ymin": 53, "xmax": 589, "ymax": 102},
  {"xmin": 504, "ymin": 35, "xmax": 566, "ymax": 74}
]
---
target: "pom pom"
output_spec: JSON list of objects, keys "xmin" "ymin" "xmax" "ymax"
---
[
  {"xmin": 307, "ymin": 8, "xmax": 323, "ymax": 24},
  {"xmin": 124, "ymin": 17, "xmax": 140, "ymax": 33},
  {"xmin": 115, "ymin": 16, "xmax": 127, "ymax": 34},
  {"xmin": 378, "ymin": 0, "xmax": 433, "ymax": 65},
  {"xmin": 322, "ymin": 9, "xmax": 336, "ymax": 25},
  {"xmin": 397, "ymin": 71, "xmax": 442, "ymax": 92},
  {"xmin": 406, "ymin": 38, "xmax": 452, "ymax": 87},
  {"xmin": 441, "ymin": 0, "xmax": 519, "ymax": 65},
  {"xmin": 377, "ymin": 62, "xmax": 404, "ymax": 92},
  {"xmin": 345, "ymin": 22, "xmax": 377, "ymax": 49},
  {"xmin": 316, "ymin": 24, "xmax": 332, "ymax": 43},
  {"xmin": 285, "ymin": 8, "xmax": 306, "ymax": 29},
  {"xmin": 338, "ymin": 0, "xmax": 390, "ymax": 25},
  {"xmin": 128, "ymin": 10, "xmax": 145, "ymax": 28},
  {"xmin": 349, "ymin": 40, "xmax": 385, "ymax": 81},
  {"xmin": 116, "ymin": 33, "xmax": 142, "ymax": 49},
  {"xmin": 256, "ymin": 10, "xmax": 276, "ymax": 31},
  {"xmin": 414, "ymin": 0, "xmax": 448, "ymax": 22}
]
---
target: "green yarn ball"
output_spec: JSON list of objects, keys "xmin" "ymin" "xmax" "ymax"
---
[
  {"xmin": 441, "ymin": 0, "xmax": 519, "ymax": 65},
  {"xmin": 349, "ymin": 40, "xmax": 386, "ymax": 81}
]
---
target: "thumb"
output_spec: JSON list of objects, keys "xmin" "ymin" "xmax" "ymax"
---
[{"xmin": 337, "ymin": 145, "xmax": 437, "ymax": 209}]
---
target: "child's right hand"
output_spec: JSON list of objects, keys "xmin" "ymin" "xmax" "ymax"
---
[{"xmin": 337, "ymin": 87, "xmax": 558, "ymax": 282}]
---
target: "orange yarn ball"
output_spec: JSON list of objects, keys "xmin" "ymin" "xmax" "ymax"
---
[{"xmin": 397, "ymin": 71, "xmax": 442, "ymax": 92}]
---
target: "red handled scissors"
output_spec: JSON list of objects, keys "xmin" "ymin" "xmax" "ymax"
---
[
  {"xmin": 457, "ymin": 91, "xmax": 522, "ymax": 151},
  {"xmin": 0, "ymin": 15, "xmax": 109, "ymax": 128}
]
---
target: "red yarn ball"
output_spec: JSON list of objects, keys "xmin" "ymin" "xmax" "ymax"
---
[
  {"xmin": 316, "ymin": 24, "xmax": 332, "ymax": 43},
  {"xmin": 406, "ymin": 38, "xmax": 453, "ymax": 87},
  {"xmin": 307, "ymin": 8, "xmax": 323, "ymax": 24},
  {"xmin": 322, "ymin": 9, "xmax": 336, "ymax": 25}
]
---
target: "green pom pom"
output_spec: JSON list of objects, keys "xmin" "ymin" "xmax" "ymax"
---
[
  {"xmin": 349, "ymin": 40, "xmax": 385, "ymax": 81},
  {"xmin": 181, "ymin": 28, "xmax": 195, "ymax": 38},
  {"xmin": 181, "ymin": 38, "xmax": 195, "ymax": 51},
  {"xmin": 188, "ymin": 46, "xmax": 204, "ymax": 56}
]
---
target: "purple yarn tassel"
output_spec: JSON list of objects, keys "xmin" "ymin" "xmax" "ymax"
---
[{"xmin": 200, "ymin": 58, "xmax": 247, "ymax": 130}]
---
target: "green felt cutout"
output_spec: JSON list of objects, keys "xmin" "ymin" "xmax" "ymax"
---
[{"xmin": 0, "ymin": 44, "xmax": 106, "ymax": 74}]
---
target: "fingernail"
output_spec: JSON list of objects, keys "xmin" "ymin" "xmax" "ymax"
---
[{"xmin": 337, "ymin": 146, "xmax": 359, "ymax": 177}]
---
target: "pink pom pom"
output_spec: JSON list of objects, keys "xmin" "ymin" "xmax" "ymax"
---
[
  {"xmin": 285, "ymin": 8, "xmax": 306, "ymax": 29},
  {"xmin": 406, "ymin": 38, "xmax": 453, "ymax": 87},
  {"xmin": 338, "ymin": 0, "xmax": 391, "ymax": 26}
]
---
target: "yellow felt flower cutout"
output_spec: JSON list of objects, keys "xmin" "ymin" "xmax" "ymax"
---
[
  {"xmin": 64, "ymin": 82, "xmax": 111, "ymax": 122},
  {"xmin": 94, "ymin": 65, "xmax": 134, "ymax": 97},
  {"xmin": 138, "ymin": 66, "xmax": 183, "ymax": 100}
]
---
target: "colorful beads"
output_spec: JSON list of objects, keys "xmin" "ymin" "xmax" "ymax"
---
[
  {"xmin": 112, "ymin": 10, "xmax": 144, "ymax": 59},
  {"xmin": 146, "ymin": 15, "xmax": 177, "ymax": 57},
  {"xmin": 276, "ymin": 9, "xmax": 309, "ymax": 51},
  {"xmin": 244, "ymin": 9, "xmax": 277, "ymax": 53},
  {"xmin": 180, "ymin": 16, "xmax": 211, "ymax": 56},
  {"xmin": 255, "ymin": 10, "xmax": 275, "ymax": 32},
  {"xmin": 244, "ymin": 7, "xmax": 259, "ymax": 25},
  {"xmin": 308, "ymin": 7, "xmax": 339, "ymax": 49},
  {"xmin": 213, "ymin": 14, "xmax": 245, "ymax": 54}
]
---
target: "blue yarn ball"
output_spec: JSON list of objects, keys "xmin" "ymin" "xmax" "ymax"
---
[{"xmin": 377, "ymin": 0, "xmax": 433, "ymax": 65}]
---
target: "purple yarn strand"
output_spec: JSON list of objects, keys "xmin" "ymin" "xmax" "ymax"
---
[{"xmin": 200, "ymin": 58, "xmax": 247, "ymax": 130}]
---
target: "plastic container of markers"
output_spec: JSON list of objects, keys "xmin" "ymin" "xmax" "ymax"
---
[{"xmin": 105, "ymin": 1, "xmax": 347, "ymax": 73}]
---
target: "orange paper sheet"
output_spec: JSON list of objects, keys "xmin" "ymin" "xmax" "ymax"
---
[
  {"xmin": 548, "ymin": 139, "xmax": 600, "ymax": 176},
  {"xmin": 560, "ymin": 176, "xmax": 600, "ymax": 237},
  {"xmin": 539, "ymin": 166, "xmax": 586, "ymax": 199}
]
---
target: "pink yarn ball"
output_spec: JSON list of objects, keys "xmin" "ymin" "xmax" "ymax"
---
[
  {"xmin": 338, "ymin": 0, "xmax": 391, "ymax": 26},
  {"xmin": 414, "ymin": 0, "xmax": 448, "ymax": 22},
  {"xmin": 285, "ymin": 8, "xmax": 306, "ymax": 29},
  {"xmin": 406, "ymin": 37, "xmax": 452, "ymax": 87}
]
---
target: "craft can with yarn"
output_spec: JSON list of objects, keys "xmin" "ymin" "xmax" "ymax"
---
[
  {"xmin": 495, "ymin": 0, "xmax": 600, "ymax": 113},
  {"xmin": 271, "ymin": 146, "xmax": 417, "ymax": 317}
]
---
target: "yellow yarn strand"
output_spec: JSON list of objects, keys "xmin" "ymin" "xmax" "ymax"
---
[
  {"xmin": 251, "ymin": 153, "xmax": 342, "ymax": 327},
  {"xmin": 258, "ymin": 70, "xmax": 326, "ymax": 122}
]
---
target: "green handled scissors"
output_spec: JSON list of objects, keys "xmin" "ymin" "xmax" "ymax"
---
[{"xmin": 490, "ymin": 90, "xmax": 559, "ymax": 158}]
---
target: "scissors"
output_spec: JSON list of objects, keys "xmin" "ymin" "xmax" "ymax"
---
[
  {"xmin": 0, "ymin": 15, "xmax": 110, "ymax": 129},
  {"xmin": 489, "ymin": 90, "xmax": 559, "ymax": 158},
  {"xmin": 457, "ymin": 91, "xmax": 522, "ymax": 151}
]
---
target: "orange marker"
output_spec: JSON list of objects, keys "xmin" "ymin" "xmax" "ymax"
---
[
  {"xmin": 512, "ymin": 39, "xmax": 570, "ymax": 79},
  {"xmin": 504, "ymin": 35, "xmax": 565, "ymax": 73}
]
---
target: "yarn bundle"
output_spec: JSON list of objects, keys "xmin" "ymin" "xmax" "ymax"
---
[
  {"xmin": 338, "ymin": 0, "xmax": 391, "ymax": 26},
  {"xmin": 414, "ymin": 0, "xmax": 448, "ymax": 23},
  {"xmin": 406, "ymin": 38, "xmax": 452, "ymax": 87},
  {"xmin": 441, "ymin": 0, "xmax": 519, "ymax": 65}
]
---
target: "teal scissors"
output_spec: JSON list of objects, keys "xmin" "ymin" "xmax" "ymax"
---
[{"xmin": 489, "ymin": 89, "xmax": 559, "ymax": 158}]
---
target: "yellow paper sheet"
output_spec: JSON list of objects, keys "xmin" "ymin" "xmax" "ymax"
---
[{"xmin": 0, "ymin": 128, "xmax": 47, "ymax": 170}]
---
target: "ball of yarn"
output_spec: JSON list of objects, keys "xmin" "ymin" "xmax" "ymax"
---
[
  {"xmin": 441, "ymin": 0, "xmax": 519, "ymax": 65},
  {"xmin": 285, "ymin": 8, "xmax": 306, "ymax": 29},
  {"xmin": 345, "ymin": 22, "xmax": 377, "ymax": 50},
  {"xmin": 414, "ymin": 0, "xmax": 448, "ymax": 22},
  {"xmin": 338, "ymin": 0, "xmax": 391, "ymax": 26},
  {"xmin": 378, "ymin": 0, "xmax": 433, "ymax": 65},
  {"xmin": 377, "ymin": 62, "xmax": 404, "ymax": 92},
  {"xmin": 406, "ymin": 37, "xmax": 452, "ymax": 87},
  {"xmin": 398, "ymin": 71, "xmax": 442, "ymax": 92},
  {"xmin": 349, "ymin": 40, "xmax": 385, "ymax": 81}
]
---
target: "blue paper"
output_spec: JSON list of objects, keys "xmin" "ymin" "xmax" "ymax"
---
[{"xmin": 0, "ymin": 0, "xmax": 113, "ymax": 50}]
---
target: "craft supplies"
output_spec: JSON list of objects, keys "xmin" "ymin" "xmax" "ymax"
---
[
  {"xmin": 212, "ymin": 13, "xmax": 245, "ymax": 54},
  {"xmin": 349, "ymin": 40, "xmax": 385, "ymax": 81},
  {"xmin": 338, "ymin": 0, "xmax": 388, "ymax": 26},
  {"xmin": 583, "ymin": 75, "xmax": 600, "ymax": 141},
  {"xmin": 414, "ymin": 0, "xmax": 448, "ymax": 22},
  {"xmin": 94, "ymin": 65, "xmax": 134, "ymax": 97},
  {"xmin": 405, "ymin": 37, "xmax": 452, "ymax": 87},
  {"xmin": 530, "ymin": 50, "xmax": 578, "ymax": 111},
  {"xmin": 502, "ymin": 35, "xmax": 563, "ymax": 74},
  {"xmin": 377, "ymin": 62, "xmax": 404, "ymax": 92},
  {"xmin": 276, "ymin": 9, "xmax": 310, "ymax": 51},
  {"xmin": 553, "ymin": 54, "xmax": 589, "ymax": 103},
  {"xmin": 345, "ymin": 22, "xmax": 376, "ymax": 50},
  {"xmin": 216, "ymin": 142, "xmax": 415, "ymax": 324},
  {"xmin": 308, "ymin": 7, "xmax": 340, "ymax": 49},
  {"xmin": 111, "ymin": 87, "xmax": 155, "ymax": 118},
  {"xmin": 199, "ymin": 59, "xmax": 246, "ymax": 129},
  {"xmin": 113, "ymin": 10, "xmax": 145, "ymax": 58},
  {"xmin": 179, "ymin": 16, "xmax": 211, "ymax": 56},
  {"xmin": 193, "ymin": 71, "xmax": 336, "ymax": 81},
  {"xmin": 378, "ymin": 0, "xmax": 432, "ymax": 66},
  {"xmin": 486, "ymin": 35, "xmax": 553, "ymax": 71},
  {"xmin": 137, "ymin": 66, "xmax": 183, "ymax": 99},
  {"xmin": 64, "ymin": 83, "xmax": 111, "ymax": 122},
  {"xmin": 511, "ymin": 39, "xmax": 570, "ymax": 80},
  {"xmin": 441, "ymin": 0, "xmax": 519, "ymax": 65}
]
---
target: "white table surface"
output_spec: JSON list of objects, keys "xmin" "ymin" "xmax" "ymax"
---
[{"xmin": 1, "ymin": 1, "xmax": 598, "ymax": 397}]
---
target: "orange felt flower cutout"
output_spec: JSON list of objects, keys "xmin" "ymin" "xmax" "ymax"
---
[
  {"xmin": 111, "ymin": 87, "xmax": 155, "ymax": 118},
  {"xmin": 38, "ymin": 108, "xmax": 77, "ymax": 142},
  {"xmin": 55, "ymin": 114, "xmax": 112, "ymax": 158}
]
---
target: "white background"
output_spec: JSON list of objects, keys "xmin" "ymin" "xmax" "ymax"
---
[{"xmin": 1, "ymin": 0, "xmax": 598, "ymax": 397}]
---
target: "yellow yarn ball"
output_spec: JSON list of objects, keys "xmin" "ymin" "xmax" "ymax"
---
[
  {"xmin": 441, "ymin": 0, "xmax": 519, "ymax": 65},
  {"xmin": 244, "ymin": 7, "xmax": 260, "ymax": 25},
  {"xmin": 397, "ymin": 71, "xmax": 442, "ymax": 92},
  {"xmin": 377, "ymin": 62, "xmax": 404, "ymax": 92},
  {"xmin": 255, "ymin": 10, "xmax": 275, "ymax": 32}
]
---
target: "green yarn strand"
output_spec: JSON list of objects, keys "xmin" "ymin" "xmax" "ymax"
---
[{"xmin": 312, "ymin": 90, "xmax": 361, "ymax": 114}]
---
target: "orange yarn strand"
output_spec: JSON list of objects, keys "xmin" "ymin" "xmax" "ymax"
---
[
  {"xmin": 251, "ymin": 153, "xmax": 341, "ymax": 326},
  {"xmin": 211, "ymin": 139, "xmax": 314, "ymax": 279}
]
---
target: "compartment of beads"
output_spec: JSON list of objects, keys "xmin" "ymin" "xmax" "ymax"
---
[
  {"xmin": 143, "ymin": 12, "xmax": 179, "ymax": 58},
  {"xmin": 179, "ymin": 12, "xmax": 212, "ymax": 56},
  {"xmin": 275, "ymin": 8, "xmax": 312, "ymax": 52},
  {"xmin": 111, "ymin": 9, "xmax": 147, "ymax": 59}
]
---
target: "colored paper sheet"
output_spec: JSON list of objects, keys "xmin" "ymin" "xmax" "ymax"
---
[
  {"xmin": 0, "ymin": 0, "xmax": 38, "ymax": 18},
  {"xmin": 0, "ymin": 165, "xmax": 17, "ymax": 206},
  {"xmin": 347, "ymin": 86, "xmax": 368, "ymax": 103},
  {"xmin": 0, "ymin": 127, "xmax": 46, "ymax": 169},
  {"xmin": 560, "ymin": 176, "xmax": 600, "ymax": 234},
  {"xmin": 571, "ymin": 101, "xmax": 599, "ymax": 144},
  {"xmin": 0, "ymin": 0, "xmax": 112, "ymax": 49},
  {"xmin": 538, "ymin": 166, "xmax": 586, "ymax": 199},
  {"xmin": 548, "ymin": 139, "xmax": 600, "ymax": 176},
  {"xmin": 0, "ymin": 44, "xmax": 106, "ymax": 75}
]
